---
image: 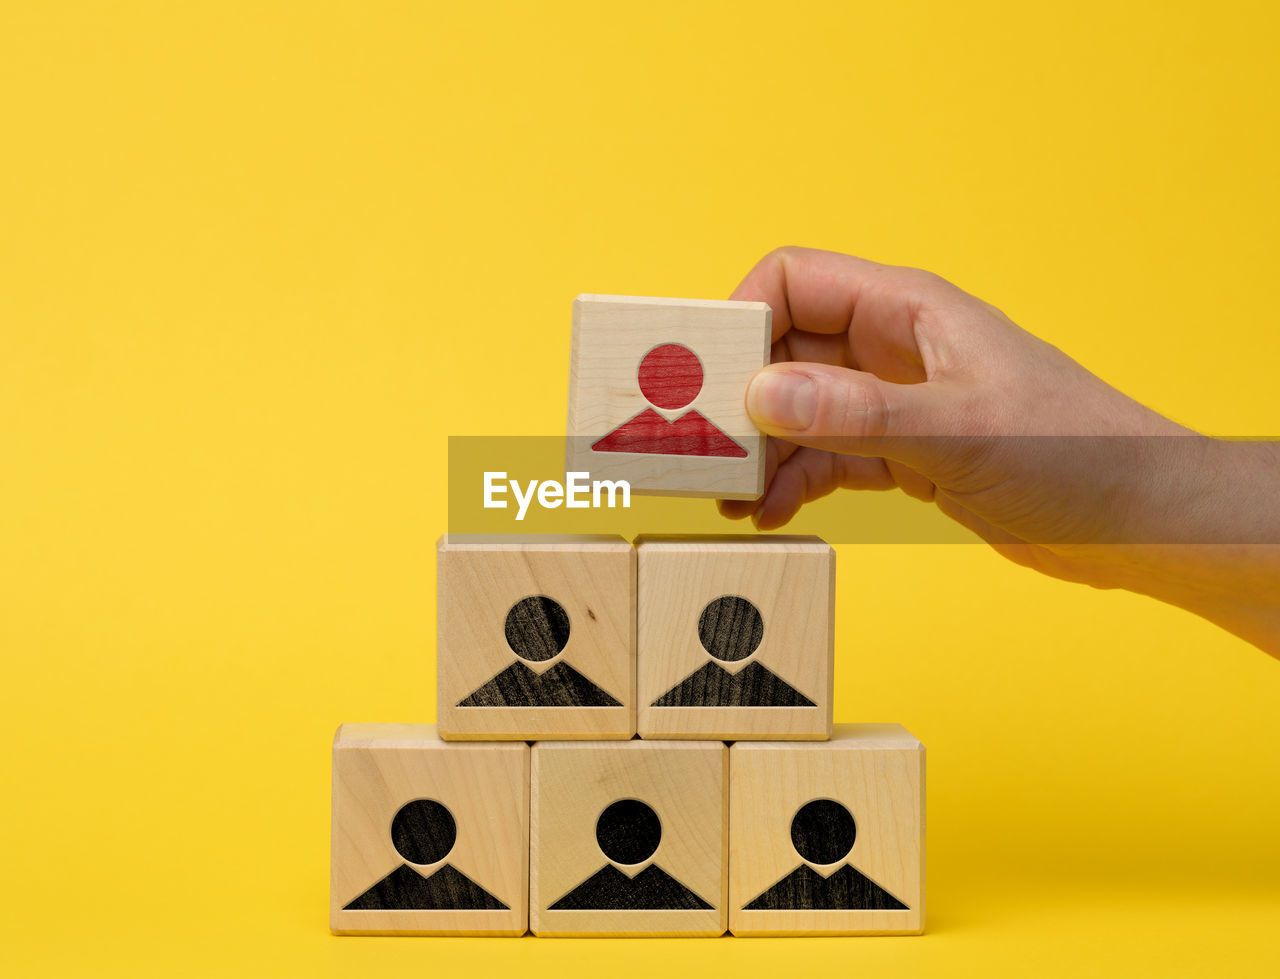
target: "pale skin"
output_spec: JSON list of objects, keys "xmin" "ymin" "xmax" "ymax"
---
[{"xmin": 718, "ymin": 247, "xmax": 1280, "ymax": 657}]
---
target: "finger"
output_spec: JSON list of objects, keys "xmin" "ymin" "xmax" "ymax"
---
[
  {"xmin": 884, "ymin": 459, "xmax": 937, "ymax": 503},
  {"xmin": 776, "ymin": 330, "xmax": 852, "ymax": 368},
  {"xmin": 753, "ymin": 448, "xmax": 898, "ymax": 530},
  {"xmin": 717, "ymin": 498, "xmax": 756, "ymax": 520},
  {"xmin": 746, "ymin": 362, "xmax": 972, "ymax": 472},
  {"xmin": 730, "ymin": 246, "xmax": 956, "ymax": 347},
  {"xmin": 716, "ymin": 437, "xmax": 799, "ymax": 519},
  {"xmin": 730, "ymin": 246, "xmax": 887, "ymax": 342}
]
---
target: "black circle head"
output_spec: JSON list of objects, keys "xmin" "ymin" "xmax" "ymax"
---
[
  {"xmin": 697, "ymin": 595, "xmax": 764, "ymax": 662},
  {"xmin": 790, "ymin": 799, "xmax": 856, "ymax": 865},
  {"xmin": 390, "ymin": 799, "xmax": 457, "ymax": 865},
  {"xmin": 595, "ymin": 799, "xmax": 661, "ymax": 865},
  {"xmin": 504, "ymin": 595, "xmax": 571, "ymax": 663}
]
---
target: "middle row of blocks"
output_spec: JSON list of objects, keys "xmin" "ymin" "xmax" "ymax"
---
[{"xmin": 437, "ymin": 534, "xmax": 835, "ymax": 741}]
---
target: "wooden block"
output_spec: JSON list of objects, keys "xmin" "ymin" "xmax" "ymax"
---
[
  {"xmin": 436, "ymin": 534, "xmax": 635, "ymax": 740},
  {"xmin": 636, "ymin": 535, "xmax": 834, "ymax": 740},
  {"xmin": 330, "ymin": 724, "xmax": 528, "ymax": 935},
  {"xmin": 530, "ymin": 739, "xmax": 728, "ymax": 936},
  {"xmin": 728, "ymin": 724, "xmax": 925, "ymax": 936},
  {"xmin": 565, "ymin": 294, "xmax": 771, "ymax": 500}
]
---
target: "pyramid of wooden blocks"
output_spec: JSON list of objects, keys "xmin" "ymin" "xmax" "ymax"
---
[
  {"xmin": 729, "ymin": 725, "xmax": 925, "ymax": 936},
  {"xmin": 436, "ymin": 534, "xmax": 635, "ymax": 740},
  {"xmin": 332, "ymin": 526, "xmax": 927, "ymax": 937},
  {"xmin": 565, "ymin": 295, "xmax": 771, "ymax": 500},
  {"xmin": 636, "ymin": 535, "xmax": 834, "ymax": 741},
  {"xmin": 331, "ymin": 292, "xmax": 928, "ymax": 937},
  {"xmin": 330, "ymin": 724, "xmax": 528, "ymax": 935},
  {"xmin": 530, "ymin": 739, "xmax": 727, "ymax": 936}
]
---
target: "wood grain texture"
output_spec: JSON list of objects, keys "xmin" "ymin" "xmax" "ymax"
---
[
  {"xmin": 636, "ymin": 536, "xmax": 834, "ymax": 740},
  {"xmin": 530, "ymin": 740, "xmax": 728, "ymax": 936},
  {"xmin": 437, "ymin": 535, "xmax": 635, "ymax": 740},
  {"xmin": 565, "ymin": 295, "xmax": 770, "ymax": 500},
  {"xmin": 728, "ymin": 724, "xmax": 925, "ymax": 936},
  {"xmin": 330, "ymin": 724, "xmax": 529, "ymax": 936}
]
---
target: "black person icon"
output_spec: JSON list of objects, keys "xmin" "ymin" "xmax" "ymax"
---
[
  {"xmin": 743, "ymin": 799, "xmax": 909, "ymax": 911},
  {"xmin": 457, "ymin": 595, "xmax": 622, "ymax": 707},
  {"xmin": 343, "ymin": 799, "xmax": 508, "ymax": 911},
  {"xmin": 650, "ymin": 595, "xmax": 816, "ymax": 707},
  {"xmin": 590, "ymin": 343, "xmax": 748, "ymax": 458},
  {"xmin": 548, "ymin": 799, "xmax": 713, "ymax": 911}
]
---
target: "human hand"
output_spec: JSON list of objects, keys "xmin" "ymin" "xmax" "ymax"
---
[{"xmin": 718, "ymin": 247, "xmax": 1280, "ymax": 654}]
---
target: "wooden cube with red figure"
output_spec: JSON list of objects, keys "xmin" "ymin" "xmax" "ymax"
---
[{"xmin": 566, "ymin": 294, "xmax": 770, "ymax": 500}]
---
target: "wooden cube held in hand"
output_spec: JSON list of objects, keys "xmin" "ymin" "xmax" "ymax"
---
[{"xmin": 566, "ymin": 295, "xmax": 770, "ymax": 500}]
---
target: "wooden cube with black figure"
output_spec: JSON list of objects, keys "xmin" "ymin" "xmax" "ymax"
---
[
  {"xmin": 530, "ymin": 739, "xmax": 728, "ymax": 936},
  {"xmin": 330, "ymin": 724, "xmax": 529, "ymax": 935},
  {"xmin": 436, "ymin": 534, "xmax": 635, "ymax": 740},
  {"xmin": 636, "ymin": 535, "xmax": 834, "ymax": 740},
  {"xmin": 728, "ymin": 724, "xmax": 925, "ymax": 936}
]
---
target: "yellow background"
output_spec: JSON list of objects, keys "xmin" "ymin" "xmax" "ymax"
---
[{"xmin": 2, "ymin": 1, "xmax": 1277, "ymax": 975}]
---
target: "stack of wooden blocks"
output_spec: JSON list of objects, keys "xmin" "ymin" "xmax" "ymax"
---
[{"xmin": 330, "ymin": 298, "xmax": 925, "ymax": 938}]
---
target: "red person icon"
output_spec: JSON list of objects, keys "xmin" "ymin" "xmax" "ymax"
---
[{"xmin": 591, "ymin": 343, "xmax": 748, "ymax": 458}]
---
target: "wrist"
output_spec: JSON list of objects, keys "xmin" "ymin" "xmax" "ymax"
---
[{"xmin": 1101, "ymin": 437, "xmax": 1280, "ymax": 654}]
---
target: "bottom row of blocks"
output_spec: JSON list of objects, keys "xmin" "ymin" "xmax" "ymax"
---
[{"xmin": 331, "ymin": 723, "xmax": 924, "ymax": 937}]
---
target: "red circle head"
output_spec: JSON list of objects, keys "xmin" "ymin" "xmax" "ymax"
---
[{"xmin": 637, "ymin": 343, "xmax": 703, "ymax": 410}]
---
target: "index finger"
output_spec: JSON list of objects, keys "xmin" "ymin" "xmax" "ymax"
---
[{"xmin": 728, "ymin": 246, "xmax": 890, "ymax": 343}]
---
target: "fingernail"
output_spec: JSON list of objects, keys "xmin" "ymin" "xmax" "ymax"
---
[{"xmin": 747, "ymin": 371, "xmax": 816, "ymax": 430}]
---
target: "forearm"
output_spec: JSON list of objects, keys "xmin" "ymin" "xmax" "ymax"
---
[{"xmin": 1107, "ymin": 438, "xmax": 1280, "ymax": 656}]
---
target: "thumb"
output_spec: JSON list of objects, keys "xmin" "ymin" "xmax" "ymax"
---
[{"xmin": 745, "ymin": 363, "xmax": 962, "ymax": 468}]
